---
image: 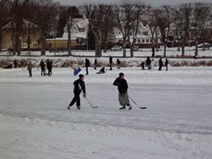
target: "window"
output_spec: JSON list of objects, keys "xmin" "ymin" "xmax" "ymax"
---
[
  {"xmin": 1, "ymin": 46, "xmax": 7, "ymax": 51},
  {"xmin": 79, "ymin": 28, "xmax": 85, "ymax": 32},
  {"xmin": 143, "ymin": 32, "xmax": 148, "ymax": 36},
  {"xmin": 142, "ymin": 39, "xmax": 145, "ymax": 43},
  {"xmin": 138, "ymin": 39, "xmax": 141, "ymax": 43},
  {"xmin": 146, "ymin": 39, "xmax": 149, "ymax": 43},
  {"xmin": 33, "ymin": 42, "xmax": 38, "ymax": 48},
  {"xmin": 22, "ymin": 43, "xmax": 27, "ymax": 49}
]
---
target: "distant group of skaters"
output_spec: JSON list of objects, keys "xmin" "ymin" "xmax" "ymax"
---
[
  {"xmin": 27, "ymin": 59, "xmax": 53, "ymax": 77},
  {"xmin": 141, "ymin": 57, "xmax": 169, "ymax": 71},
  {"xmin": 25, "ymin": 56, "xmax": 168, "ymax": 110},
  {"xmin": 83, "ymin": 56, "xmax": 121, "ymax": 75},
  {"xmin": 82, "ymin": 56, "xmax": 169, "ymax": 76}
]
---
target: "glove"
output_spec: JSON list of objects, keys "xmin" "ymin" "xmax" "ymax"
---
[{"xmin": 83, "ymin": 93, "xmax": 86, "ymax": 98}]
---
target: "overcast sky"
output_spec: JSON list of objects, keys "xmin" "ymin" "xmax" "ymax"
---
[{"xmin": 55, "ymin": 0, "xmax": 212, "ymax": 6}]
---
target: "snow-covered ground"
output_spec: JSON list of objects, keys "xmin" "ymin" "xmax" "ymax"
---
[
  {"xmin": 0, "ymin": 67, "xmax": 212, "ymax": 159},
  {"xmin": 1, "ymin": 47, "xmax": 212, "ymax": 57}
]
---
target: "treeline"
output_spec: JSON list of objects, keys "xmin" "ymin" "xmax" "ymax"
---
[{"xmin": 0, "ymin": 0, "xmax": 212, "ymax": 57}]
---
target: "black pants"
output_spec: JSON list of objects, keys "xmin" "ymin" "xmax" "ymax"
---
[
  {"xmin": 158, "ymin": 65, "xmax": 162, "ymax": 71},
  {"xmin": 86, "ymin": 67, "xmax": 89, "ymax": 75},
  {"xmin": 28, "ymin": 69, "xmax": 32, "ymax": 77},
  {"xmin": 110, "ymin": 64, "xmax": 112, "ymax": 70},
  {"xmin": 41, "ymin": 68, "xmax": 46, "ymax": 76},
  {"xmin": 69, "ymin": 92, "xmax": 80, "ymax": 107}
]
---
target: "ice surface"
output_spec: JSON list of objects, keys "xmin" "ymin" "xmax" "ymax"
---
[{"xmin": 0, "ymin": 67, "xmax": 212, "ymax": 159}]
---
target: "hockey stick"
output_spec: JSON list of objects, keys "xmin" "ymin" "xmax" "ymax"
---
[
  {"xmin": 85, "ymin": 97, "xmax": 98, "ymax": 109},
  {"xmin": 128, "ymin": 96, "xmax": 147, "ymax": 109}
]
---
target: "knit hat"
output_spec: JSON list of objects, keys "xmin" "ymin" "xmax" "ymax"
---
[
  {"xmin": 119, "ymin": 72, "xmax": 124, "ymax": 77},
  {"xmin": 79, "ymin": 74, "xmax": 84, "ymax": 79}
]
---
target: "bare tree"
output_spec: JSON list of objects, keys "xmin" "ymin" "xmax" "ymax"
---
[
  {"xmin": 101, "ymin": 5, "xmax": 114, "ymax": 53},
  {"xmin": 6, "ymin": 0, "xmax": 31, "ymax": 55},
  {"xmin": 157, "ymin": 5, "xmax": 172, "ymax": 57},
  {"xmin": 145, "ymin": 7, "xmax": 161, "ymax": 57},
  {"xmin": 177, "ymin": 3, "xmax": 193, "ymax": 57},
  {"xmin": 82, "ymin": 4, "xmax": 113, "ymax": 57},
  {"xmin": 192, "ymin": 3, "xmax": 211, "ymax": 56},
  {"xmin": 0, "ymin": 0, "xmax": 10, "ymax": 52},
  {"xmin": 32, "ymin": 0, "xmax": 59, "ymax": 56},
  {"xmin": 114, "ymin": 3, "xmax": 136, "ymax": 57},
  {"xmin": 127, "ymin": 3, "xmax": 147, "ymax": 57},
  {"xmin": 62, "ymin": 6, "xmax": 82, "ymax": 55}
]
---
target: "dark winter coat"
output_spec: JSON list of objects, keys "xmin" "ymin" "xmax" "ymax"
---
[
  {"xmin": 40, "ymin": 61, "xmax": 45, "ymax": 69},
  {"xmin": 165, "ymin": 59, "xmax": 168, "ymax": 66},
  {"xmin": 94, "ymin": 59, "xmax": 97, "ymax": 65},
  {"xmin": 159, "ymin": 59, "xmax": 163, "ymax": 67},
  {"xmin": 113, "ymin": 77, "xmax": 128, "ymax": 94},
  {"xmin": 146, "ymin": 57, "xmax": 151, "ymax": 66},
  {"xmin": 27, "ymin": 63, "xmax": 32, "ymax": 70},
  {"xmin": 85, "ymin": 59, "xmax": 90, "ymax": 67},
  {"xmin": 73, "ymin": 79, "xmax": 86, "ymax": 94},
  {"xmin": 109, "ymin": 56, "xmax": 113, "ymax": 64},
  {"xmin": 46, "ymin": 60, "xmax": 51, "ymax": 70}
]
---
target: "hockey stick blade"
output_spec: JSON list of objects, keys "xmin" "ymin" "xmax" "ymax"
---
[
  {"xmin": 85, "ymin": 97, "xmax": 98, "ymax": 109},
  {"xmin": 139, "ymin": 107, "xmax": 147, "ymax": 109},
  {"xmin": 129, "ymin": 96, "xmax": 147, "ymax": 110},
  {"xmin": 91, "ymin": 105, "xmax": 98, "ymax": 109}
]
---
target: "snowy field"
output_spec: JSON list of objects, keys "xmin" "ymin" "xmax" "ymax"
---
[
  {"xmin": 1, "ymin": 47, "xmax": 212, "ymax": 57},
  {"xmin": 0, "ymin": 67, "xmax": 212, "ymax": 159}
]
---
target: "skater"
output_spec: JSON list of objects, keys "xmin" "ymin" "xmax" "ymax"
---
[
  {"xmin": 68, "ymin": 74, "xmax": 86, "ymax": 110},
  {"xmin": 151, "ymin": 59, "xmax": 156, "ymax": 70},
  {"xmin": 117, "ymin": 59, "xmax": 121, "ymax": 69},
  {"xmin": 158, "ymin": 57, "xmax": 163, "ymax": 71},
  {"xmin": 14, "ymin": 59, "xmax": 17, "ymax": 68},
  {"xmin": 109, "ymin": 55, "xmax": 113, "ymax": 70},
  {"xmin": 39, "ymin": 60, "xmax": 46, "ymax": 76},
  {"xmin": 72, "ymin": 61, "xmax": 78, "ymax": 72},
  {"xmin": 85, "ymin": 58, "xmax": 90, "ymax": 75},
  {"xmin": 113, "ymin": 73, "xmax": 132, "ymax": 110},
  {"xmin": 146, "ymin": 57, "xmax": 151, "ymax": 70},
  {"xmin": 94, "ymin": 59, "xmax": 97, "ymax": 70},
  {"xmin": 141, "ymin": 62, "xmax": 145, "ymax": 70},
  {"xmin": 152, "ymin": 46, "xmax": 155, "ymax": 57},
  {"xmin": 50, "ymin": 60, "xmax": 53, "ymax": 75},
  {"xmin": 27, "ymin": 61, "xmax": 32, "ymax": 77},
  {"xmin": 46, "ymin": 59, "xmax": 51, "ymax": 76},
  {"xmin": 165, "ymin": 58, "xmax": 169, "ymax": 71},
  {"xmin": 97, "ymin": 67, "xmax": 105, "ymax": 74}
]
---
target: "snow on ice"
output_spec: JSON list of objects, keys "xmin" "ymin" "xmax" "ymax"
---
[{"xmin": 0, "ymin": 67, "xmax": 212, "ymax": 159}]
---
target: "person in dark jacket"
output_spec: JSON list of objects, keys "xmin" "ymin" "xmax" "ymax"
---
[
  {"xmin": 39, "ymin": 60, "xmax": 46, "ymax": 76},
  {"xmin": 97, "ymin": 67, "xmax": 105, "ymax": 74},
  {"xmin": 109, "ymin": 55, "xmax": 113, "ymax": 70},
  {"xmin": 94, "ymin": 59, "xmax": 97, "ymax": 70},
  {"xmin": 46, "ymin": 59, "xmax": 51, "ymax": 76},
  {"xmin": 85, "ymin": 58, "xmax": 90, "ymax": 75},
  {"xmin": 14, "ymin": 59, "xmax": 17, "ymax": 68},
  {"xmin": 152, "ymin": 46, "xmax": 155, "ymax": 57},
  {"xmin": 146, "ymin": 57, "xmax": 151, "ymax": 70},
  {"xmin": 158, "ymin": 57, "xmax": 163, "ymax": 71},
  {"xmin": 68, "ymin": 74, "xmax": 86, "ymax": 110},
  {"xmin": 117, "ymin": 59, "xmax": 121, "ymax": 69},
  {"xmin": 165, "ymin": 58, "xmax": 168, "ymax": 71},
  {"xmin": 27, "ymin": 61, "xmax": 32, "ymax": 77},
  {"xmin": 141, "ymin": 62, "xmax": 145, "ymax": 70},
  {"xmin": 113, "ymin": 73, "xmax": 132, "ymax": 110}
]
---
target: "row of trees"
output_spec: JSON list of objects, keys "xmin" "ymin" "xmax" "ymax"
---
[
  {"xmin": 0, "ymin": 0, "xmax": 59, "ymax": 56},
  {"xmin": 0, "ymin": 0, "xmax": 212, "ymax": 57}
]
